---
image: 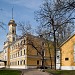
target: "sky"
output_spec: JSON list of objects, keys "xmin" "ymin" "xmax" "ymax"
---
[{"xmin": 0, "ymin": 0, "xmax": 43, "ymax": 51}]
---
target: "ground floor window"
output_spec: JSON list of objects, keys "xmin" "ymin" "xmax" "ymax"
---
[
  {"xmin": 37, "ymin": 60, "xmax": 39, "ymax": 65},
  {"xmin": 18, "ymin": 61, "xmax": 19, "ymax": 65}
]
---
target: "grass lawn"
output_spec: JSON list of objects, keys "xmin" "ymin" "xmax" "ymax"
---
[
  {"xmin": 0, "ymin": 70, "xmax": 21, "ymax": 75},
  {"xmin": 46, "ymin": 69, "xmax": 75, "ymax": 75}
]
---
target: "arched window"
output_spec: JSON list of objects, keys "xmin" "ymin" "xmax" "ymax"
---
[{"xmin": 12, "ymin": 30, "xmax": 14, "ymax": 34}]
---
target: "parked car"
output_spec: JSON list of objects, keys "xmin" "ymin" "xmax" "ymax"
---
[{"xmin": 37, "ymin": 66, "xmax": 48, "ymax": 69}]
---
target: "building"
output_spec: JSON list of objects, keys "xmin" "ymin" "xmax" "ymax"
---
[
  {"xmin": 60, "ymin": 33, "xmax": 75, "ymax": 70},
  {"xmin": 1, "ymin": 17, "xmax": 75, "ymax": 70},
  {"xmin": 0, "ymin": 18, "xmax": 55, "ymax": 69},
  {"xmin": 0, "ymin": 51, "xmax": 5, "ymax": 68}
]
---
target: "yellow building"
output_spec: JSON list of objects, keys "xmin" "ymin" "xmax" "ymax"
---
[
  {"xmin": 60, "ymin": 33, "xmax": 75, "ymax": 70},
  {"xmin": 1, "ymin": 17, "xmax": 75, "ymax": 70},
  {"xmin": 0, "ymin": 18, "xmax": 55, "ymax": 69},
  {"xmin": 0, "ymin": 51, "xmax": 5, "ymax": 68}
]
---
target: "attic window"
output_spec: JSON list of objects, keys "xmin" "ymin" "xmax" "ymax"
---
[{"xmin": 65, "ymin": 58, "xmax": 69, "ymax": 61}]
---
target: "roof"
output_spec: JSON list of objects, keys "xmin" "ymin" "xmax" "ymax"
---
[{"xmin": 8, "ymin": 19, "xmax": 17, "ymax": 26}]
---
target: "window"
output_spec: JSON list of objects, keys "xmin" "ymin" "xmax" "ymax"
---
[
  {"xmin": 5, "ymin": 56, "xmax": 6, "ymax": 60},
  {"xmin": 4, "ymin": 50, "xmax": 7, "ymax": 53},
  {"xmin": 13, "ymin": 37, "xmax": 15, "ymax": 41},
  {"xmin": 16, "ymin": 53, "xmax": 17, "ymax": 57},
  {"xmin": 24, "ymin": 49, "xmax": 25, "ymax": 55},
  {"xmin": 57, "ymin": 56, "xmax": 59, "ymax": 59},
  {"xmin": 24, "ymin": 60, "xmax": 25, "ymax": 65},
  {"xmin": 18, "ymin": 43, "xmax": 19, "ymax": 47},
  {"xmin": 23, "ymin": 39, "xmax": 25, "ymax": 45},
  {"xmin": 18, "ymin": 52, "xmax": 19, "ymax": 57},
  {"xmin": 12, "ymin": 30, "xmax": 14, "ymax": 34},
  {"xmin": 21, "ymin": 51, "xmax": 22, "ymax": 56},
  {"xmin": 18, "ymin": 61, "xmax": 19, "ymax": 65},
  {"xmin": 37, "ymin": 60, "xmax": 39, "ymax": 65},
  {"xmin": 65, "ymin": 58, "xmax": 69, "ymax": 61},
  {"xmin": 20, "ymin": 60, "xmax": 22, "ymax": 65},
  {"xmin": 41, "ymin": 50, "xmax": 45, "ymax": 56}
]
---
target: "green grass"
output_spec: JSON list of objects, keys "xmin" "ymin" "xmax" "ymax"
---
[
  {"xmin": 46, "ymin": 69, "xmax": 75, "ymax": 75},
  {"xmin": 0, "ymin": 70, "xmax": 21, "ymax": 75}
]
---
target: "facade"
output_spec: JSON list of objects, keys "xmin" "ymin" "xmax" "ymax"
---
[
  {"xmin": 0, "ymin": 51, "xmax": 5, "ymax": 68},
  {"xmin": 60, "ymin": 33, "xmax": 75, "ymax": 70},
  {"xmin": 1, "ymin": 18, "xmax": 75, "ymax": 70},
  {"xmin": 0, "ymin": 18, "xmax": 55, "ymax": 69}
]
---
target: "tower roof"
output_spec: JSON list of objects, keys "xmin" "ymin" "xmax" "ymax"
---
[{"xmin": 8, "ymin": 19, "xmax": 17, "ymax": 26}]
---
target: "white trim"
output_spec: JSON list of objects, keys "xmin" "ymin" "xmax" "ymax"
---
[
  {"xmin": 0, "ymin": 66, "xmax": 5, "ymax": 68},
  {"xmin": 27, "ymin": 66, "xmax": 37, "ymax": 69},
  {"xmin": 10, "ymin": 66, "xmax": 27, "ymax": 69},
  {"xmin": 61, "ymin": 66, "xmax": 75, "ymax": 70},
  {"xmin": 10, "ymin": 66, "xmax": 37, "ymax": 69},
  {"xmin": 56, "ymin": 64, "xmax": 60, "ymax": 69},
  {"xmin": 10, "ymin": 55, "xmax": 27, "ymax": 60}
]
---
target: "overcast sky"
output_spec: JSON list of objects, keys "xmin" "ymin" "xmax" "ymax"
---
[{"xmin": 0, "ymin": 0, "xmax": 43, "ymax": 51}]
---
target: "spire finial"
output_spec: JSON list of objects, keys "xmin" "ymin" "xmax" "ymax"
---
[{"xmin": 12, "ymin": 8, "xmax": 13, "ymax": 19}]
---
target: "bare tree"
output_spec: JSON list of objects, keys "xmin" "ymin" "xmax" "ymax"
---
[
  {"xmin": 18, "ymin": 21, "xmax": 32, "ymax": 35},
  {"xmin": 18, "ymin": 22, "xmax": 49, "ymax": 69},
  {"xmin": 0, "ymin": 9, "xmax": 5, "ymax": 29},
  {"xmin": 26, "ymin": 34, "xmax": 45, "ymax": 68},
  {"xmin": 35, "ymin": 0, "xmax": 75, "ymax": 69}
]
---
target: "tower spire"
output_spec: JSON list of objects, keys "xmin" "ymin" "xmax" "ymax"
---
[{"xmin": 12, "ymin": 8, "xmax": 13, "ymax": 19}]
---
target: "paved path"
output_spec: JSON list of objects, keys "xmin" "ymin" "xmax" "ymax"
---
[{"xmin": 21, "ymin": 69, "xmax": 52, "ymax": 75}]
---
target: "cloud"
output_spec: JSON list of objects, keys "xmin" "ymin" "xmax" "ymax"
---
[{"xmin": 3, "ymin": 0, "xmax": 43, "ymax": 10}]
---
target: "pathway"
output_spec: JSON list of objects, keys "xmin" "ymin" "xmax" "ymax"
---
[{"xmin": 21, "ymin": 69, "xmax": 52, "ymax": 75}]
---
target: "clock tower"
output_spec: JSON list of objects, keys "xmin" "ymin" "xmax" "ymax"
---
[
  {"xmin": 7, "ymin": 8, "xmax": 17, "ymax": 43},
  {"xmin": 7, "ymin": 19, "xmax": 17, "ymax": 42}
]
